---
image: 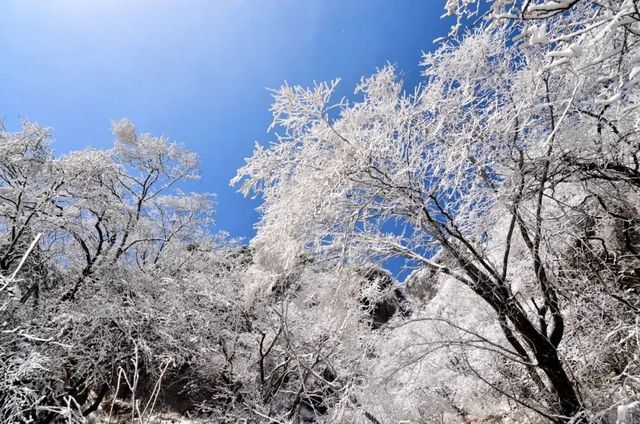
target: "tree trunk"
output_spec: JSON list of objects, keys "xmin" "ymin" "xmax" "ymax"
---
[
  {"xmin": 507, "ymin": 306, "xmax": 582, "ymax": 421},
  {"xmin": 534, "ymin": 347, "xmax": 582, "ymax": 420}
]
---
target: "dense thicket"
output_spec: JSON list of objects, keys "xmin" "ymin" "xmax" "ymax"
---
[
  {"xmin": 0, "ymin": 121, "xmax": 401, "ymax": 423},
  {"xmin": 2, "ymin": 1, "xmax": 640, "ymax": 423}
]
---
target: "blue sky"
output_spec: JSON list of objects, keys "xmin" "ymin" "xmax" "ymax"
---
[{"xmin": 0, "ymin": 0, "xmax": 451, "ymax": 242}]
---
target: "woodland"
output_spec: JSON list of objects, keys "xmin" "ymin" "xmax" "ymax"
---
[{"xmin": 1, "ymin": 1, "xmax": 640, "ymax": 423}]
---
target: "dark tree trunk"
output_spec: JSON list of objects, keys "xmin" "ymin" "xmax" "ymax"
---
[
  {"xmin": 534, "ymin": 347, "xmax": 581, "ymax": 419},
  {"xmin": 467, "ymin": 270, "xmax": 582, "ymax": 421},
  {"xmin": 506, "ymin": 305, "xmax": 582, "ymax": 421}
]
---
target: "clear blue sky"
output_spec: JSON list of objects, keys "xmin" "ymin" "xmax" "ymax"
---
[{"xmin": 0, "ymin": 0, "xmax": 451, "ymax": 242}]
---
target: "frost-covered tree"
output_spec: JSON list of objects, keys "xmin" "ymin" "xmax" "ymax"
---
[
  {"xmin": 54, "ymin": 119, "xmax": 211, "ymax": 301},
  {"xmin": 0, "ymin": 120, "xmax": 233, "ymax": 423},
  {"xmin": 0, "ymin": 122, "xmax": 60, "ymax": 275},
  {"xmin": 234, "ymin": 1, "xmax": 640, "ymax": 421}
]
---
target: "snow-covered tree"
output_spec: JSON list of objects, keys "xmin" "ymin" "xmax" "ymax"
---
[
  {"xmin": 0, "ymin": 120, "xmax": 231, "ymax": 422},
  {"xmin": 234, "ymin": 2, "xmax": 640, "ymax": 420},
  {"xmin": 0, "ymin": 122, "xmax": 60, "ymax": 275}
]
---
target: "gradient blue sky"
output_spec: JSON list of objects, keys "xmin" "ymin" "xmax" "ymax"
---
[{"xmin": 0, "ymin": 0, "xmax": 451, "ymax": 242}]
